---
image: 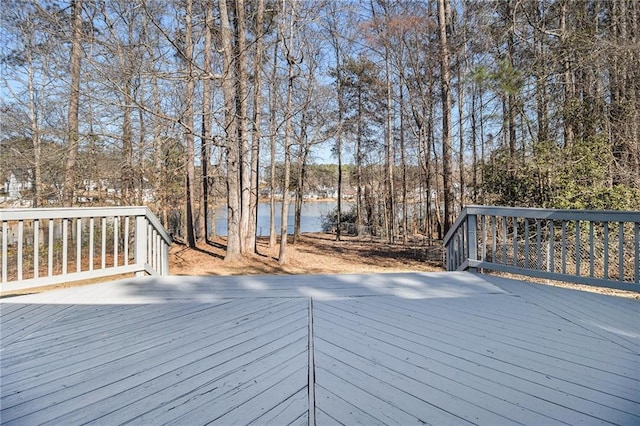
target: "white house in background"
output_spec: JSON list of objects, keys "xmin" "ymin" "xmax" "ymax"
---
[{"xmin": 2, "ymin": 169, "xmax": 33, "ymax": 199}]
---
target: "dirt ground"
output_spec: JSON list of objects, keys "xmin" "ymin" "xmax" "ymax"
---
[{"xmin": 170, "ymin": 232, "xmax": 445, "ymax": 276}]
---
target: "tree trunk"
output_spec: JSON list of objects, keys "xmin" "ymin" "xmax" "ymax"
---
[
  {"xmin": 438, "ymin": 0, "xmax": 454, "ymax": 234},
  {"xmin": 121, "ymin": 78, "xmax": 134, "ymax": 205},
  {"xmin": 27, "ymin": 53, "xmax": 42, "ymax": 207},
  {"xmin": 399, "ymin": 81, "xmax": 408, "ymax": 244},
  {"xmin": 384, "ymin": 43, "xmax": 395, "ymax": 243},
  {"xmin": 560, "ymin": 0, "xmax": 575, "ymax": 148},
  {"xmin": 63, "ymin": 0, "xmax": 83, "ymax": 207},
  {"xmin": 279, "ymin": 5, "xmax": 297, "ymax": 264},
  {"xmin": 268, "ymin": 35, "xmax": 279, "ymax": 248},
  {"xmin": 236, "ymin": 0, "xmax": 252, "ymax": 255},
  {"xmin": 327, "ymin": 10, "xmax": 343, "ymax": 242},
  {"xmin": 249, "ymin": 0, "xmax": 264, "ymax": 251},
  {"xmin": 356, "ymin": 86, "xmax": 363, "ymax": 234},
  {"xmin": 294, "ymin": 140, "xmax": 309, "ymax": 243},
  {"xmin": 457, "ymin": 48, "xmax": 465, "ymax": 210},
  {"xmin": 220, "ymin": 0, "xmax": 241, "ymax": 260},
  {"xmin": 184, "ymin": 0, "xmax": 196, "ymax": 248},
  {"xmin": 278, "ymin": 71, "xmax": 293, "ymax": 263},
  {"xmin": 199, "ymin": 0, "xmax": 213, "ymax": 242}
]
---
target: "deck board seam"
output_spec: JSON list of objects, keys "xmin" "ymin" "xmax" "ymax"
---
[
  {"xmin": 504, "ymin": 291, "xmax": 640, "ymax": 355},
  {"xmin": 308, "ymin": 297, "xmax": 316, "ymax": 426}
]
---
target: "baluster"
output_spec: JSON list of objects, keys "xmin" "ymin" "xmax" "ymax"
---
[
  {"xmin": 524, "ymin": 218, "xmax": 529, "ymax": 269},
  {"xmin": 536, "ymin": 219, "xmax": 542, "ymax": 270},
  {"xmin": 589, "ymin": 221, "xmax": 594, "ymax": 278},
  {"xmin": 513, "ymin": 217, "xmax": 518, "ymax": 267},
  {"xmin": 77, "ymin": 218, "xmax": 82, "ymax": 272},
  {"xmin": 114, "ymin": 216, "xmax": 119, "ymax": 267},
  {"xmin": 548, "ymin": 220, "xmax": 555, "ymax": 273},
  {"xmin": 101, "ymin": 217, "xmax": 106, "ymax": 269},
  {"xmin": 618, "ymin": 222, "xmax": 624, "ymax": 281},
  {"xmin": 491, "ymin": 216, "xmax": 496, "ymax": 263},
  {"xmin": 481, "ymin": 215, "xmax": 487, "ymax": 263},
  {"xmin": 147, "ymin": 223, "xmax": 153, "ymax": 265},
  {"xmin": 89, "ymin": 217, "xmax": 95, "ymax": 271},
  {"xmin": 63, "ymin": 218, "xmax": 68, "ymax": 275},
  {"xmin": 575, "ymin": 221, "xmax": 581, "ymax": 276},
  {"xmin": 48, "ymin": 219, "xmax": 53, "ymax": 277},
  {"xmin": 124, "ymin": 216, "xmax": 130, "ymax": 266},
  {"xmin": 2, "ymin": 221, "xmax": 7, "ymax": 283},
  {"xmin": 603, "ymin": 222, "xmax": 609, "ymax": 280},
  {"xmin": 634, "ymin": 222, "xmax": 639, "ymax": 284},
  {"xmin": 34, "ymin": 219, "xmax": 39, "ymax": 279},
  {"xmin": 561, "ymin": 221, "xmax": 567, "ymax": 274},
  {"xmin": 17, "ymin": 220, "xmax": 23, "ymax": 280},
  {"xmin": 502, "ymin": 217, "xmax": 507, "ymax": 264},
  {"xmin": 155, "ymin": 232, "xmax": 160, "ymax": 271}
]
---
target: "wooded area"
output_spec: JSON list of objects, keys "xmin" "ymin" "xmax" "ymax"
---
[{"xmin": 2, "ymin": 0, "xmax": 639, "ymax": 262}]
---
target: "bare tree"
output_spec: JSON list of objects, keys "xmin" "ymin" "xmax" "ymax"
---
[
  {"xmin": 63, "ymin": 0, "xmax": 83, "ymax": 207},
  {"xmin": 236, "ymin": 0, "xmax": 252, "ymax": 255},
  {"xmin": 278, "ymin": 0, "xmax": 301, "ymax": 264},
  {"xmin": 268, "ymin": 32, "xmax": 280, "ymax": 249},
  {"xmin": 183, "ymin": 0, "xmax": 197, "ymax": 248},
  {"xmin": 219, "ymin": 0, "xmax": 242, "ymax": 260},
  {"xmin": 438, "ymin": 0, "xmax": 454, "ymax": 234},
  {"xmin": 325, "ymin": 4, "xmax": 345, "ymax": 242},
  {"xmin": 198, "ymin": 0, "xmax": 214, "ymax": 242},
  {"xmin": 248, "ymin": 0, "xmax": 265, "ymax": 252}
]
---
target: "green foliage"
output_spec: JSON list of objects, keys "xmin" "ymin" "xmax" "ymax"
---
[
  {"xmin": 481, "ymin": 147, "xmax": 542, "ymax": 207},
  {"xmin": 320, "ymin": 205, "xmax": 357, "ymax": 232},
  {"xmin": 481, "ymin": 136, "xmax": 639, "ymax": 211},
  {"xmin": 552, "ymin": 185, "xmax": 640, "ymax": 211}
]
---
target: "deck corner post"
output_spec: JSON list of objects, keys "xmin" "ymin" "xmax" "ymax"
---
[
  {"xmin": 467, "ymin": 213, "xmax": 478, "ymax": 272},
  {"xmin": 135, "ymin": 215, "xmax": 148, "ymax": 277},
  {"xmin": 163, "ymin": 243, "xmax": 170, "ymax": 276}
]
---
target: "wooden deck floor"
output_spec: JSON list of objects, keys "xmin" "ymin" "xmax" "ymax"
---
[{"xmin": 1, "ymin": 272, "xmax": 638, "ymax": 425}]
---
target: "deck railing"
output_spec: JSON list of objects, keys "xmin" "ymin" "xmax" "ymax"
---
[
  {"xmin": 1, "ymin": 207, "xmax": 172, "ymax": 293},
  {"xmin": 444, "ymin": 206, "xmax": 640, "ymax": 292}
]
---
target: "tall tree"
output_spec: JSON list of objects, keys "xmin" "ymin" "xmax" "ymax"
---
[
  {"xmin": 63, "ymin": 0, "xmax": 84, "ymax": 207},
  {"xmin": 199, "ymin": 0, "xmax": 214, "ymax": 242},
  {"xmin": 220, "ymin": 0, "xmax": 242, "ymax": 260},
  {"xmin": 325, "ymin": 2, "xmax": 345, "ymax": 241},
  {"xmin": 248, "ymin": 0, "xmax": 265, "ymax": 252},
  {"xmin": 236, "ymin": 0, "xmax": 252, "ymax": 255},
  {"xmin": 438, "ymin": 0, "xmax": 454, "ymax": 233},
  {"xmin": 183, "ymin": 0, "xmax": 196, "ymax": 248},
  {"xmin": 278, "ymin": 0, "xmax": 300, "ymax": 264}
]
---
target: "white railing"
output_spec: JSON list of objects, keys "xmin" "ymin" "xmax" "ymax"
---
[
  {"xmin": 444, "ymin": 206, "xmax": 640, "ymax": 292},
  {"xmin": 1, "ymin": 207, "xmax": 172, "ymax": 293}
]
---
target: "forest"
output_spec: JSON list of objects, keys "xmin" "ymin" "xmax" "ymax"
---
[{"xmin": 2, "ymin": 0, "xmax": 639, "ymax": 262}]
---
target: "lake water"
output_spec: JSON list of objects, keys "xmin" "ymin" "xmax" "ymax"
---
[{"xmin": 212, "ymin": 201, "xmax": 338, "ymax": 236}]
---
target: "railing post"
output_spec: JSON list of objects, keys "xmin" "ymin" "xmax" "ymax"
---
[
  {"xmin": 467, "ymin": 213, "xmax": 478, "ymax": 272},
  {"xmin": 135, "ymin": 215, "xmax": 148, "ymax": 277}
]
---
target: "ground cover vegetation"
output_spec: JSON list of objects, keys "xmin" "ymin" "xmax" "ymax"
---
[{"xmin": 2, "ymin": 0, "xmax": 639, "ymax": 264}]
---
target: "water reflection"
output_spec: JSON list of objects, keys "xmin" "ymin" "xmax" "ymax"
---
[{"xmin": 211, "ymin": 201, "xmax": 340, "ymax": 236}]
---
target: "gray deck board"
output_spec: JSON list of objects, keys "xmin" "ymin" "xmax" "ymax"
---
[
  {"xmin": 314, "ymin": 299, "xmax": 638, "ymax": 424},
  {"xmin": 1, "ymin": 271, "xmax": 638, "ymax": 425}
]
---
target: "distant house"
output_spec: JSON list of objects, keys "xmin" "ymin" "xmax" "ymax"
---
[{"xmin": 3, "ymin": 169, "xmax": 33, "ymax": 199}]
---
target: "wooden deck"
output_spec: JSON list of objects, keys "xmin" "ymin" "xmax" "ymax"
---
[{"xmin": 1, "ymin": 272, "xmax": 638, "ymax": 425}]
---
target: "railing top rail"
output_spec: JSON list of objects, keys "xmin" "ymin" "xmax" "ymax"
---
[
  {"xmin": 0, "ymin": 206, "xmax": 172, "ymax": 244},
  {"xmin": 463, "ymin": 205, "xmax": 640, "ymax": 222}
]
